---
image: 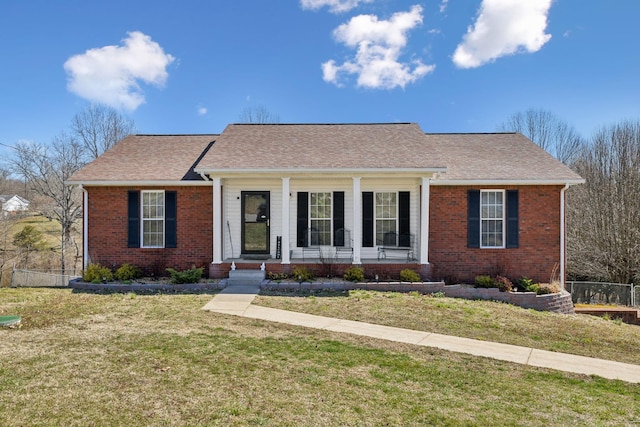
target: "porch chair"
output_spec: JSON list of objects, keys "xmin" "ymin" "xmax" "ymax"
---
[
  {"xmin": 302, "ymin": 228, "xmax": 321, "ymax": 261},
  {"xmin": 377, "ymin": 231, "xmax": 416, "ymax": 262},
  {"xmin": 334, "ymin": 228, "xmax": 353, "ymax": 261}
]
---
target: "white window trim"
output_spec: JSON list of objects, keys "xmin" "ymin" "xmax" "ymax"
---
[
  {"xmin": 480, "ymin": 189, "xmax": 505, "ymax": 249},
  {"xmin": 374, "ymin": 191, "xmax": 398, "ymax": 246},
  {"xmin": 141, "ymin": 190, "xmax": 165, "ymax": 249},
  {"xmin": 309, "ymin": 191, "xmax": 333, "ymax": 246}
]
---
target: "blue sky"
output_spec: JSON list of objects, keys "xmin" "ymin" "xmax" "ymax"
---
[{"xmin": 1, "ymin": 0, "xmax": 639, "ymax": 160}]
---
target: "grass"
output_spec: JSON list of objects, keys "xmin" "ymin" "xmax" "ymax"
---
[
  {"xmin": 0, "ymin": 288, "xmax": 638, "ymax": 426},
  {"xmin": 255, "ymin": 289, "xmax": 640, "ymax": 365}
]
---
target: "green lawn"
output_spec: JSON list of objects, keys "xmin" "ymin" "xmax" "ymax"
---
[{"xmin": 0, "ymin": 288, "xmax": 638, "ymax": 426}]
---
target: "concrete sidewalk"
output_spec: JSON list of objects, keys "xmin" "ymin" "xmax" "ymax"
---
[{"xmin": 202, "ymin": 284, "xmax": 640, "ymax": 384}]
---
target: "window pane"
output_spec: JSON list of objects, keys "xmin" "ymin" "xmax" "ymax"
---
[
  {"xmin": 480, "ymin": 191, "xmax": 504, "ymax": 248},
  {"xmin": 142, "ymin": 191, "xmax": 165, "ymax": 247},
  {"xmin": 309, "ymin": 192, "xmax": 332, "ymax": 245}
]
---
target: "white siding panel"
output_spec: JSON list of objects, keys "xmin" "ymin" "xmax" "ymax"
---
[{"xmin": 220, "ymin": 177, "xmax": 424, "ymax": 261}]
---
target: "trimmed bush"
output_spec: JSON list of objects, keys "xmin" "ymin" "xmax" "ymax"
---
[
  {"xmin": 400, "ymin": 269, "xmax": 421, "ymax": 283},
  {"xmin": 83, "ymin": 263, "xmax": 113, "ymax": 283},
  {"xmin": 343, "ymin": 266, "xmax": 365, "ymax": 282},
  {"xmin": 474, "ymin": 275, "xmax": 496, "ymax": 288},
  {"xmin": 292, "ymin": 266, "xmax": 314, "ymax": 283},
  {"xmin": 495, "ymin": 275, "xmax": 513, "ymax": 292},
  {"xmin": 536, "ymin": 283, "xmax": 560, "ymax": 295},
  {"xmin": 267, "ymin": 271, "xmax": 289, "ymax": 281},
  {"xmin": 166, "ymin": 266, "xmax": 203, "ymax": 284},
  {"xmin": 115, "ymin": 263, "xmax": 142, "ymax": 281}
]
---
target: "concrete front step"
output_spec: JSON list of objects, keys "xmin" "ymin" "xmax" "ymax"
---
[{"xmin": 228, "ymin": 269, "xmax": 265, "ymax": 286}]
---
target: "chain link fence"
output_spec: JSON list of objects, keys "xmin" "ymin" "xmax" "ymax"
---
[
  {"xmin": 565, "ymin": 281, "xmax": 636, "ymax": 307},
  {"xmin": 10, "ymin": 269, "xmax": 81, "ymax": 288}
]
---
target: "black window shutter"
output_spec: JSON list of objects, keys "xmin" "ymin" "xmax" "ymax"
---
[
  {"xmin": 467, "ymin": 190, "xmax": 480, "ymax": 248},
  {"xmin": 127, "ymin": 191, "xmax": 140, "ymax": 248},
  {"xmin": 362, "ymin": 192, "xmax": 374, "ymax": 247},
  {"xmin": 506, "ymin": 190, "xmax": 519, "ymax": 248},
  {"xmin": 165, "ymin": 191, "xmax": 177, "ymax": 248},
  {"xmin": 333, "ymin": 191, "xmax": 345, "ymax": 246},
  {"xmin": 398, "ymin": 191, "xmax": 410, "ymax": 246},
  {"xmin": 297, "ymin": 192, "xmax": 308, "ymax": 247}
]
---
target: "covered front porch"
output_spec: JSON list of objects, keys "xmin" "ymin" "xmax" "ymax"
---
[{"xmin": 206, "ymin": 172, "xmax": 437, "ymax": 280}]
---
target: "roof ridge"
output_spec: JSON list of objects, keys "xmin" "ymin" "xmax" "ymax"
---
[
  {"xmin": 229, "ymin": 122, "xmax": 415, "ymax": 126},
  {"xmin": 425, "ymin": 132, "xmax": 518, "ymax": 135},
  {"xmin": 134, "ymin": 133, "xmax": 220, "ymax": 137}
]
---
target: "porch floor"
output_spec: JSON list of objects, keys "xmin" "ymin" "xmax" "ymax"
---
[{"xmin": 224, "ymin": 257, "xmax": 420, "ymax": 265}]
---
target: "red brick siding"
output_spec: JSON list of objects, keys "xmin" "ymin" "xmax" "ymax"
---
[
  {"xmin": 429, "ymin": 185, "xmax": 563, "ymax": 284},
  {"xmin": 86, "ymin": 186, "xmax": 213, "ymax": 276}
]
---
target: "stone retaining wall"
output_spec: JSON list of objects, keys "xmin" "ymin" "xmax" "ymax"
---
[{"xmin": 264, "ymin": 281, "xmax": 575, "ymax": 314}]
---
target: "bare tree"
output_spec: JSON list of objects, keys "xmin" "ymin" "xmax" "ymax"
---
[
  {"xmin": 8, "ymin": 133, "xmax": 85, "ymax": 273},
  {"xmin": 567, "ymin": 120, "xmax": 640, "ymax": 283},
  {"xmin": 238, "ymin": 105, "xmax": 280, "ymax": 124},
  {"xmin": 72, "ymin": 103, "xmax": 136, "ymax": 159},
  {"xmin": 0, "ymin": 213, "xmax": 18, "ymax": 285},
  {"xmin": 498, "ymin": 108, "xmax": 584, "ymax": 164}
]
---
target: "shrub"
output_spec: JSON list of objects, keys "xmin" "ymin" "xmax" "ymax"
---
[
  {"xmin": 517, "ymin": 277, "xmax": 545, "ymax": 293},
  {"xmin": 343, "ymin": 266, "xmax": 365, "ymax": 282},
  {"xmin": 83, "ymin": 263, "xmax": 113, "ymax": 283},
  {"xmin": 495, "ymin": 275, "xmax": 513, "ymax": 292},
  {"xmin": 166, "ymin": 266, "xmax": 203, "ymax": 284},
  {"xmin": 115, "ymin": 263, "xmax": 142, "ymax": 281},
  {"xmin": 400, "ymin": 269, "xmax": 421, "ymax": 283},
  {"xmin": 292, "ymin": 266, "xmax": 314, "ymax": 283},
  {"xmin": 267, "ymin": 271, "xmax": 289, "ymax": 281},
  {"xmin": 536, "ymin": 283, "xmax": 560, "ymax": 295},
  {"xmin": 474, "ymin": 275, "xmax": 496, "ymax": 288}
]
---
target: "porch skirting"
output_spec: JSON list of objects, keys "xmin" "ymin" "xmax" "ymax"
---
[{"xmin": 210, "ymin": 260, "xmax": 432, "ymax": 281}]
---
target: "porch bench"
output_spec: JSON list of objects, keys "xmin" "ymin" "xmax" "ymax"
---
[
  {"xmin": 302, "ymin": 229, "xmax": 321, "ymax": 261},
  {"xmin": 377, "ymin": 232, "xmax": 416, "ymax": 262}
]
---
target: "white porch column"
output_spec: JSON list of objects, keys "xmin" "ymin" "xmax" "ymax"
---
[
  {"xmin": 281, "ymin": 177, "xmax": 291, "ymax": 264},
  {"xmin": 420, "ymin": 177, "xmax": 430, "ymax": 265},
  {"xmin": 352, "ymin": 177, "xmax": 362, "ymax": 264},
  {"xmin": 212, "ymin": 177, "xmax": 223, "ymax": 264}
]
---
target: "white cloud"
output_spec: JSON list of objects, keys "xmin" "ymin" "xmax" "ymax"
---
[
  {"xmin": 439, "ymin": 0, "xmax": 449, "ymax": 13},
  {"xmin": 452, "ymin": 0, "xmax": 553, "ymax": 69},
  {"xmin": 197, "ymin": 106, "xmax": 208, "ymax": 116},
  {"xmin": 64, "ymin": 31, "xmax": 175, "ymax": 111},
  {"xmin": 322, "ymin": 5, "xmax": 435, "ymax": 89},
  {"xmin": 300, "ymin": 0, "xmax": 373, "ymax": 14}
]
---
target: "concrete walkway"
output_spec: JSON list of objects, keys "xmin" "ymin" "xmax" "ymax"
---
[{"xmin": 202, "ymin": 284, "xmax": 640, "ymax": 384}]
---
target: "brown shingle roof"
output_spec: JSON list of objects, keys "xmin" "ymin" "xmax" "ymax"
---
[
  {"xmin": 67, "ymin": 134, "xmax": 216, "ymax": 183},
  {"xmin": 67, "ymin": 125, "xmax": 583, "ymax": 184},
  {"xmin": 427, "ymin": 133, "xmax": 583, "ymax": 182},
  {"xmin": 195, "ymin": 123, "xmax": 447, "ymax": 171}
]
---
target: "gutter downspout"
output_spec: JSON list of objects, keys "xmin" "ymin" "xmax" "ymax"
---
[
  {"xmin": 560, "ymin": 183, "xmax": 570, "ymax": 289},
  {"xmin": 82, "ymin": 186, "xmax": 88, "ymax": 271}
]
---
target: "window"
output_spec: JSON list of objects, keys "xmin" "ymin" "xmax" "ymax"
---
[
  {"xmin": 309, "ymin": 192, "xmax": 332, "ymax": 245},
  {"xmin": 375, "ymin": 192, "xmax": 397, "ymax": 245},
  {"xmin": 480, "ymin": 190, "xmax": 504, "ymax": 248},
  {"xmin": 142, "ymin": 190, "xmax": 165, "ymax": 248}
]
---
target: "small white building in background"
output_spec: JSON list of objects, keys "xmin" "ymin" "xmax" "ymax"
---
[{"xmin": 1, "ymin": 195, "xmax": 30, "ymax": 215}]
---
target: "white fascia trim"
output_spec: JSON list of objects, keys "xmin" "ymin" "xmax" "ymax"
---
[
  {"xmin": 65, "ymin": 180, "xmax": 213, "ymax": 187},
  {"xmin": 194, "ymin": 167, "xmax": 448, "ymax": 177},
  {"xmin": 430, "ymin": 179, "xmax": 585, "ymax": 186}
]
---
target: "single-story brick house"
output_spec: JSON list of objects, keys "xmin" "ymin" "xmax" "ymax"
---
[{"xmin": 67, "ymin": 123, "xmax": 584, "ymax": 284}]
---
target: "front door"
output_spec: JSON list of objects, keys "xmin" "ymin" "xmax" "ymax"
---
[{"xmin": 241, "ymin": 191, "xmax": 270, "ymax": 255}]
